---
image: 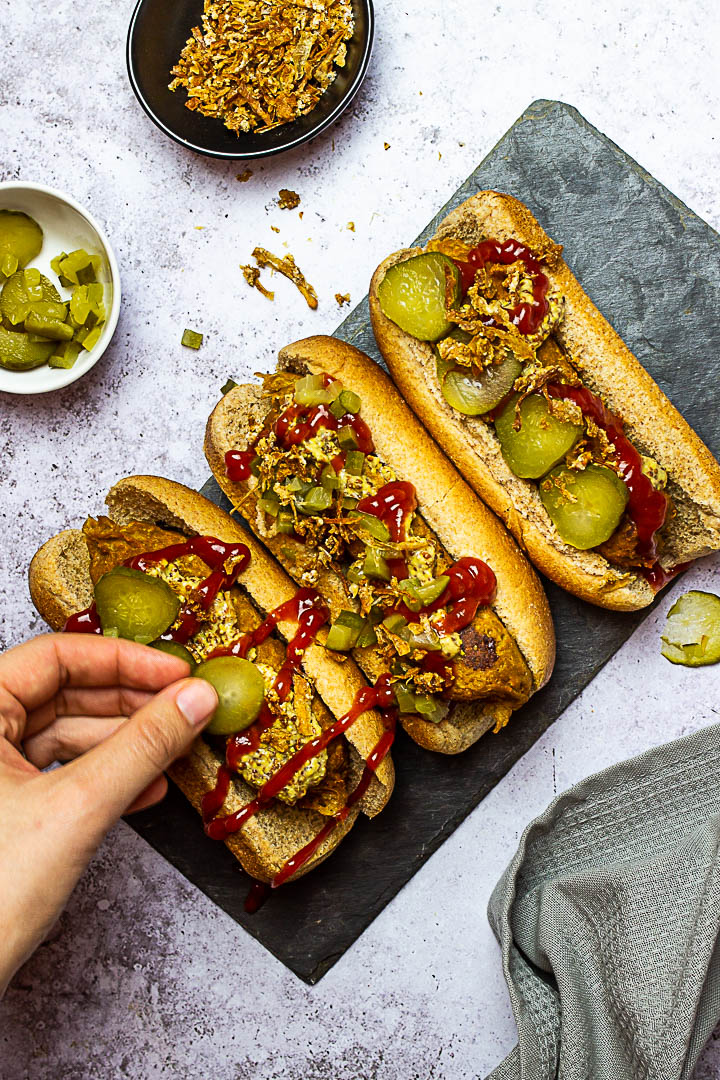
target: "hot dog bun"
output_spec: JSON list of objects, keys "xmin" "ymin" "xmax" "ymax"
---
[
  {"xmin": 369, "ymin": 191, "xmax": 720, "ymax": 611},
  {"xmin": 205, "ymin": 337, "xmax": 555, "ymax": 754},
  {"xmin": 29, "ymin": 475, "xmax": 394, "ymax": 883}
]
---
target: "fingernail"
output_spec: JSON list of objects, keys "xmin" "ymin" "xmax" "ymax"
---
[{"xmin": 175, "ymin": 680, "xmax": 218, "ymax": 728}]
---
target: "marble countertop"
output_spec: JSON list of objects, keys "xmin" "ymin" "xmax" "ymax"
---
[{"xmin": 2, "ymin": 0, "xmax": 720, "ymax": 1076}]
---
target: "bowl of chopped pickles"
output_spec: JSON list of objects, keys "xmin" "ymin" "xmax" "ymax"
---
[
  {"xmin": 126, "ymin": 0, "xmax": 374, "ymax": 159},
  {"xmin": 0, "ymin": 182, "xmax": 121, "ymax": 395}
]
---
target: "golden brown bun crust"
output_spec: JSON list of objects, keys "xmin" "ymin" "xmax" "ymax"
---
[
  {"xmin": 28, "ymin": 475, "xmax": 394, "ymax": 882},
  {"xmin": 205, "ymin": 342, "xmax": 555, "ymax": 753},
  {"xmin": 369, "ymin": 191, "xmax": 720, "ymax": 611}
]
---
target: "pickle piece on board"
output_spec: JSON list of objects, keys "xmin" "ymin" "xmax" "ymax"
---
[
  {"xmin": 539, "ymin": 464, "xmax": 629, "ymax": 550},
  {"xmin": 194, "ymin": 656, "xmax": 266, "ymax": 735},
  {"xmin": 0, "ymin": 325, "xmax": 55, "ymax": 370},
  {"xmin": 378, "ymin": 252, "xmax": 461, "ymax": 342},
  {"xmin": 94, "ymin": 566, "xmax": 181, "ymax": 643},
  {"xmin": 0, "ymin": 211, "xmax": 43, "ymax": 280},
  {"xmin": 0, "ymin": 269, "xmax": 63, "ymax": 329},
  {"xmin": 495, "ymin": 393, "xmax": 583, "ymax": 479},
  {"xmin": 661, "ymin": 591, "xmax": 720, "ymax": 667}
]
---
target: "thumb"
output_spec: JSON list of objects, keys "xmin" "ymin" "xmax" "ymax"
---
[{"xmin": 62, "ymin": 677, "xmax": 218, "ymax": 833}]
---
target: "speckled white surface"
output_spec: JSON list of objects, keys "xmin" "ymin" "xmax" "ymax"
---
[{"xmin": 2, "ymin": 0, "xmax": 720, "ymax": 1076}]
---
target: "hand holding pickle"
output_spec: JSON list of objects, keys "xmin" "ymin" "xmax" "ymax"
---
[
  {"xmin": 369, "ymin": 191, "xmax": 720, "ymax": 610},
  {"xmin": 205, "ymin": 336, "xmax": 555, "ymax": 754}
]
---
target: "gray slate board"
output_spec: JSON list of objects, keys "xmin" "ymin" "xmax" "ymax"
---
[{"xmin": 128, "ymin": 99, "xmax": 720, "ymax": 984}]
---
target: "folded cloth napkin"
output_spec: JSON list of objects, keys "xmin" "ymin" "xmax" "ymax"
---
[{"xmin": 487, "ymin": 723, "xmax": 720, "ymax": 1080}]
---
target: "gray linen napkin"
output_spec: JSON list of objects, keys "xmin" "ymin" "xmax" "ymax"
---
[{"xmin": 487, "ymin": 723, "xmax": 720, "ymax": 1080}]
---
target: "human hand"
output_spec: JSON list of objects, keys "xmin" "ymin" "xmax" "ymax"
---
[{"xmin": 0, "ymin": 633, "xmax": 218, "ymax": 995}]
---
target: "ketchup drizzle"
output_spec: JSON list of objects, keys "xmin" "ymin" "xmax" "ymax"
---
[
  {"xmin": 64, "ymin": 603, "xmax": 102, "ymax": 634},
  {"xmin": 453, "ymin": 237, "xmax": 550, "ymax": 336},
  {"xmin": 546, "ymin": 383, "xmax": 669, "ymax": 560}
]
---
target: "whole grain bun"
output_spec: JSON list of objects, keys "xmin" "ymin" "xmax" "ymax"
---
[
  {"xmin": 29, "ymin": 475, "xmax": 394, "ymax": 883},
  {"xmin": 205, "ymin": 339, "xmax": 555, "ymax": 753},
  {"xmin": 369, "ymin": 191, "xmax": 720, "ymax": 611}
]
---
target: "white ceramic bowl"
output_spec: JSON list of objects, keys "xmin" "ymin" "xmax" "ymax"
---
[{"xmin": 0, "ymin": 182, "xmax": 121, "ymax": 395}]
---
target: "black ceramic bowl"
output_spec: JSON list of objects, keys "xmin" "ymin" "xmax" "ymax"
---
[{"xmin": 126, "ymin": 0, "xmax": 374, "ymax": 160}]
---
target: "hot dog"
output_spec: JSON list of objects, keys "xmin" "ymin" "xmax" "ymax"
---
[
  {"xmin": 29, "ymin": 475, "xmax": 395, "ymax": 888},
  {"xmin": 369, "ymin": 191, "xmax": 720, "ymax": 610},
  {"xmin": 204, "ymin": 336, "xmax": 555, "ymax": 754}
]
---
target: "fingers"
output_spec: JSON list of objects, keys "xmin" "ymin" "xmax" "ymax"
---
[
  {"xmin": 22, "ymin": 715, "xmax": 127, "ymax": 769},
  {"xmin": 0, "ymin": 635, "xmax": 190, "ymax": 743},
  {"xmin": 124, "ymin": 775, "xmax": 168, "ymax": 815},
  {"xmin": 61, "ymin": 678, "xmax": 218, "ymax": 836},
  {"xmin": 23, "ymin": 686, "xmax": 156, "ymax": 740}
]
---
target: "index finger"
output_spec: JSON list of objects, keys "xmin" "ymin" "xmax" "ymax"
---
[{"xmin": 0, "ymin": 634, "xmax": 189, "ymax": 740}]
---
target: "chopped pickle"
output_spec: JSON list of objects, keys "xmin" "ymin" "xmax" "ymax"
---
[
  {"xmin": 258, "ymin": 490, "xmax": 281, "ymax": 516},
  {"xmin": 661, "ymin": 591, "xmax": 720, "ymax": 667},
  {"xmin": 437, "ymin": 349, "xmax": 522, "ymax": 416},
  {"xmin": 276, "ymin": 510, "xmax": 295, "ymax": 534},
  {"xmin": 338, "ymin": 425, "xmax": 359, "ymax": 450},
  {"xmin": 345, "ymin": 450, "xmax": 365, "ymax": 476},
  {"xmin": 539, "ymin": 464, "xmax": 629, "ymax": 550},
  {"xmin": 298, "ymin": 486, "xmax": 333, "ymax": 514},
  {"xmin": 339, "ymin": 389, "xmax": 361, "ymax": 414},
  {"xmin": 294, "ymin": 373, "xmax": 342, "ymax": 406},
  {"xmin": 94, "ymin": 567, "xmax": 181, "ymax": 643},
  {"xmin": 394, "ymin": 682, "xmax": 445, "ymax": 722},
  {"xmin": 378, "ymin": 252, "xmax": 461, "ymax": 342},
  {"xmin": 1, "ymin": 270, "xmax": 62, "ymax": 329},
  {"xmin": 181, "ymin": 328, "xmax": 203, "ymax": 349},
  {"xmin": 24, "ymin": 310, "xmax": 74, "ymax": 341},
  {"xmin": 69, "ymin": 284, "xmax": 105, "ymax": 330},
  {"xmin": 0, "ymin": 325, "xmax": 55, "ymax": 370},
  {"xmin": 221, "ymin": 378, "xmax": 238, "ymax": 394},
  {"xmin": 54, "ymin": 248, "xmax": 102, "ymax": 286},
  {"xmin": 495, "ymin": 393, "xmax": 584, "ymax": 479},
  {"xmin": 356, "ymin": 623, "xmax": 378, "ymax": 648},
  {"xmin": 49, "ymin": 340, "xmax": 83, "ymax": 369},
  {"xmin": 0, "ymin": 211, "xmax": 43, "ymax": 281},
  {"xmin": 194, "ymin": 656, "xmax": 266, "ymax": 735},
  {"xmin": 325, "ymin": 611, "xmax": 366, "ymax": 651},
  {"xmin": 151, "ymin": 640, "xmax": 196, "ymax": 668},
  {"xmin": 350, "ymin": 511, "xmax": 391, "ymax": 543},
  {"xmin": 383, "ymin": 614, "xmax": 408, "ymax": 635},
  {"xmin": 320, "ymin": 464, "xmax": 340, "ymax": 491},
  {"xmin": 76, "ymin": 324, "xmax": 103, "ymax": 351},
  {"xmin": 363, "ymin": 547, "xmax": 391, "ymax": 581},
  {"xmin": 399, "ymin": 574, "xmax": 450, "ymax": 611}
]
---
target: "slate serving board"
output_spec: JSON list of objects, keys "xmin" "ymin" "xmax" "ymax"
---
[{"xmin": 128, "ymin": 99, "xmax": 720, "ymax": 984}]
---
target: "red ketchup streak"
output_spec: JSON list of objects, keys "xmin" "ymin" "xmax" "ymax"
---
[
  {"xmin": 64, "ymin": 603, "xmax": 102, "ymax": 634},
  {"xmin": 546, "ymin": 384, "xmax": 669, "ymax": 564},
  {"xmin": 453, "ymin": 238, "xmax": 550, "ymax": 335},
  {"xmin": 356, "ymin": 480, "xmax": 417, "ymax": 579}
]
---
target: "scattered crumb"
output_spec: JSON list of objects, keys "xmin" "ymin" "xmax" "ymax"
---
[
  {"xmin": 298, "ymin": 211, "xmax": 304, "ymax": 219},
  {"xmin": 458, "ymin": 141, "xmax": 465, "ymax": 147},
  {"xmin": 278, "ymin": 188, "xmax": 301, "ymax": 210},
  {"xmin": 270, "ymin": 225, "xmax": 280, "ymax": 233},
  {"xmin": 383, "ymin": 142, "xmax": 390, "ymax": 150},
  {"xmin": 335, "ymin": 293, "xmax": 350, "ymax": 306},
  {"xmin": 236, "ymin": 168, "xmax": 253, "ymax": 182},
  {"xmin": 194, "ymin": 225, "xmax": 205, "ymax": 230},
  {"xmin": 347, "ymin": 221, "xmax": 355, "ymax": 231},
  {"xmin": 438, "ymin": 152, "xmax": 442, "ymax": 160},
  {"xmin": 251, "ymin": 247, "xmax": 318, "ymax": 309},
  {"xmin": 240, "ymin": 264, "xmax": 275, "ymax": 301}
]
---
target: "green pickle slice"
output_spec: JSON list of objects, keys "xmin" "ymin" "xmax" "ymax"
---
[
  {"xmin": 539, "ymin": 464, "xmax": 629, "ymax": 550},
  {"xmin": 193, "ymin": 656, "xmax": 266, "ymax": 735},
  {"xmin": 495, "ymin": 393, "xmax": 583, "ymax": 479},
  {"xmin": 0, "ymin": 211, "xmax": 43, "ymax": 280},
  {"xmin": 437, "ymin": 349, "xmax": 522, "ymax": 416},
  {"xmin": 94, "ymin": 566, "xmax": 181, "ymax": 643},
  {"xmin": 0, "ymin": 269, "xmax": 63, "ymax": 329},
  {"xmin": 0, "ymin": 325, "xmax": 55, "ymax": 370},
  {"xmin": 377, "ymin": 252, "xmax": 461, "ymax": 342},
  {"xmin": 661, "ymin": 591, "xmax": 720, "ymax": 667},
  {"xmin": 151, "ymin": 640, "xmax": 196, "ymax": 668}
]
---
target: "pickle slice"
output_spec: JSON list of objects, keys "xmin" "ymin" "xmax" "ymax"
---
[
  {"xmin": 661, "ymin": 591, "xmax": 720, "ymax": 667},
  {"xmin": 0, "ymin": 269, "xmax": 62, "ymax": 329},
  {"xmin": 94, "ymin": 566, "xmax": 181, "ymax": 643},
  {"xmin": 495, "ymin": 394, "xmax": 583, "ymax": 479},
  {"xmin": 539, "ymin": 464, "xmax": 629, "ymax": 550},
  {"xmin": 377, "ymin": 252, "xmax": 461, "ymax": 342},
  {"xmin": 437, "ymin": 350, "xmax": 522, "ymax": 416},
  {"xmin": 0, "ymin": 211, "xmax": 43, "ymax": 280},
  {"xmin": 151, "ymin": 640, "xmax": 196, "ymax": 667},
  {"xmin": 194, "ymin": 656, "xmax": 266, "ymax": 735},
  {"xmin": 0, "ymin": 325, "xmax": 54, "ymax": 370}
]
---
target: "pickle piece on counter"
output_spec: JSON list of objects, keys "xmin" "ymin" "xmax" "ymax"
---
[
  {"xmin": 94, "ymin": 566, "xmax": 181, "ymax": 643},
  {"xmin": 194, "ymin": 656, "xmax": 266, "ymax": 735},
  {"xmin": 377, "ymin": 252, "xmax": 461, "ymax": 342},
  {"xmin": 661, "ymin": 591, "xmax": 720, "ymax": 667},
  {"xmin": 437, "ymin": 350, "xmax": 522, "ymax": 416},
  {"xmin": 495, "ymin": 393, "xmax": 583, "ymax": 479},
  {"xmin": 539, "ymin": 464, "xmax": 629, "ymax": 550},
  {"xmin": 181, "ymin": 328, "xmax": 203, "ymax": 350},
  {"xmin": 0, "ymin": 269, "xmax": 62, "ymax": 329},
  {"xmin": 0, "ymin": 211, "xmax": 43, "ymax": 280},
  {"xmin": 48, "ymin": 340, "xmax": 82, "ymax": 369},
  {"xmin": 0, "ymin": 325, "xmax": 55, "ymax": 370}
]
